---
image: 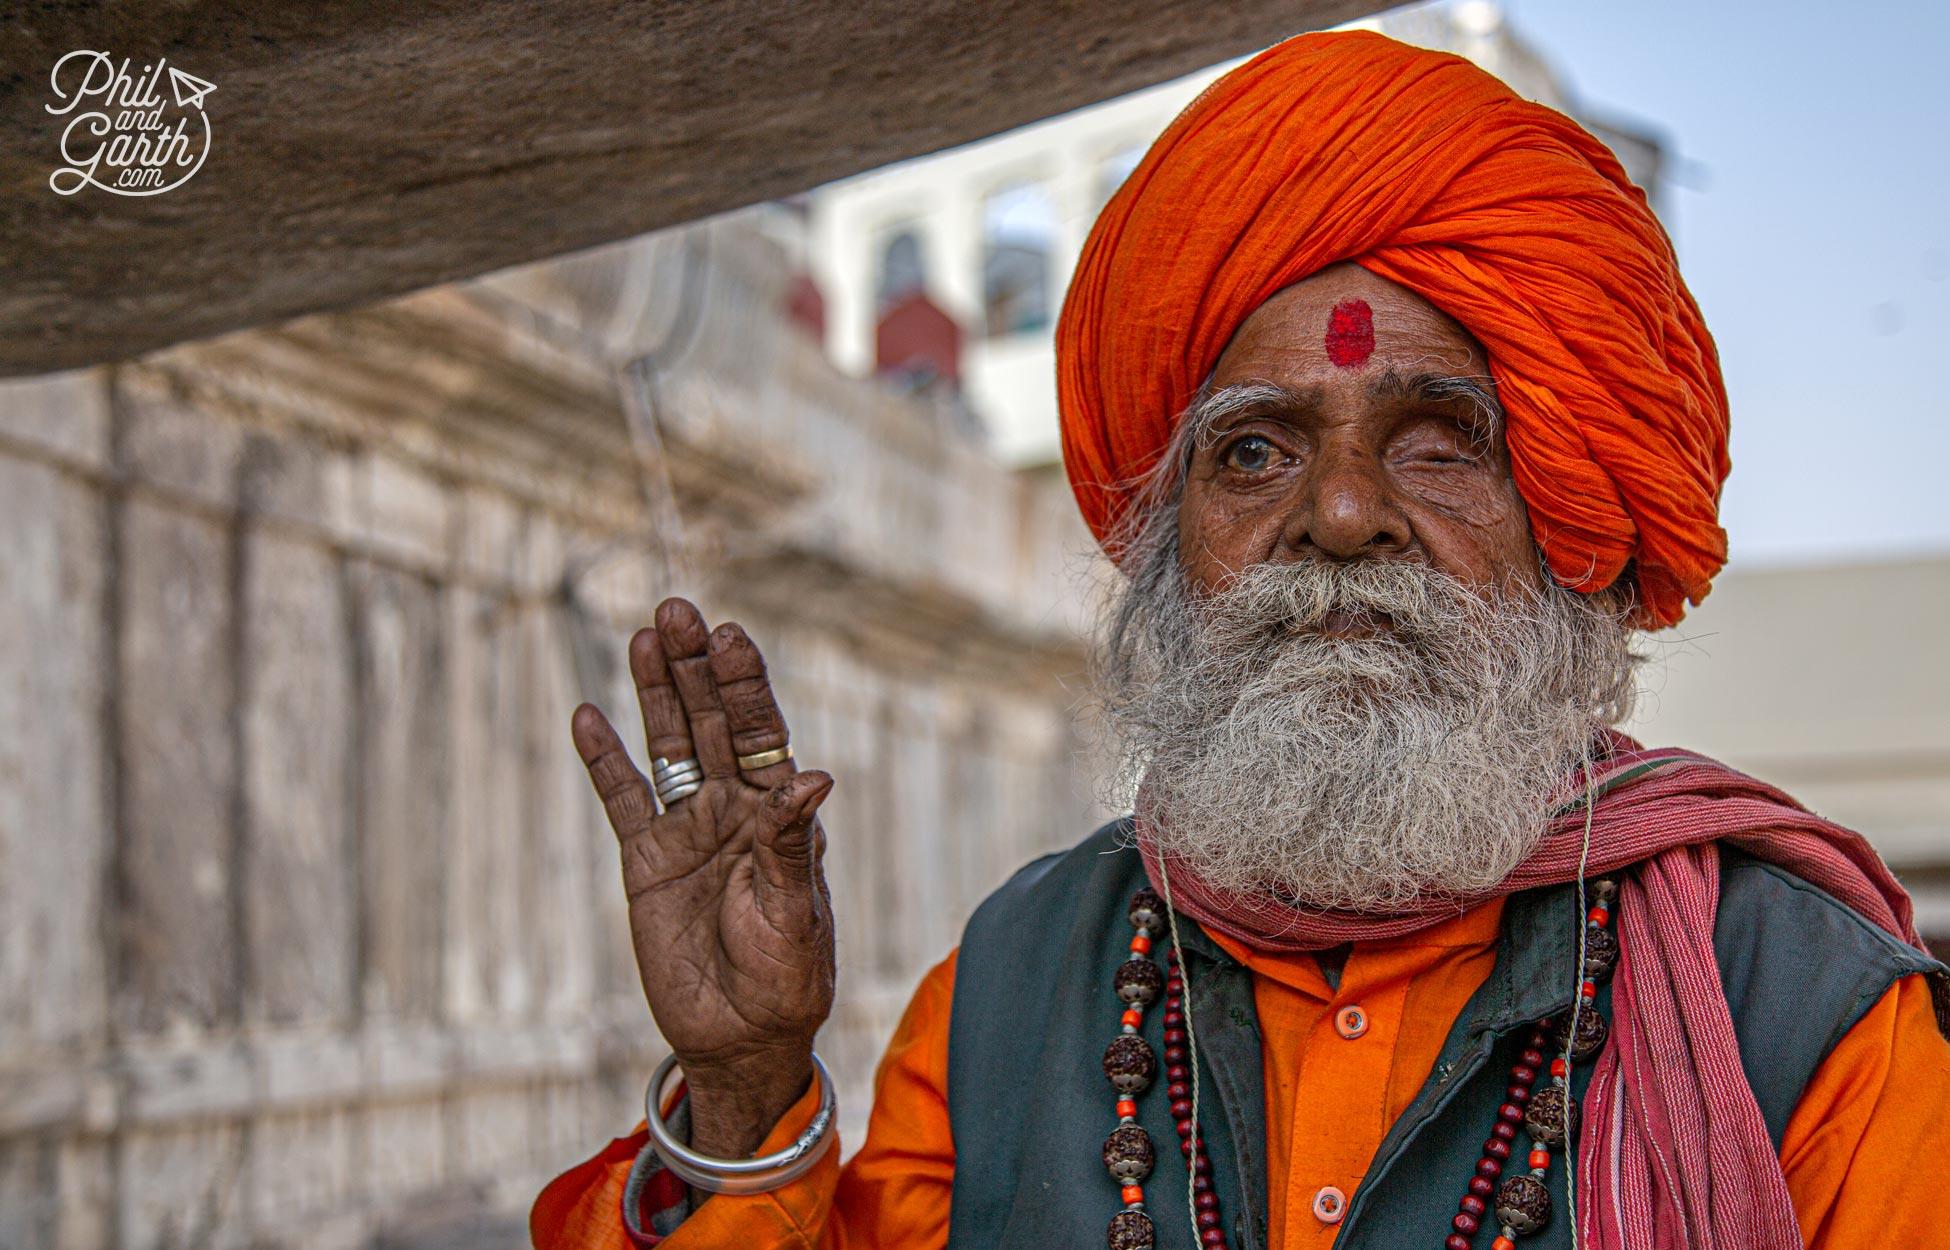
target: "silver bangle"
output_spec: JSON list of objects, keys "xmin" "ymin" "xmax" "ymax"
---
[{"xmin": 643, "ymin": 1052, "xmax": 837, "ymax": 1195}]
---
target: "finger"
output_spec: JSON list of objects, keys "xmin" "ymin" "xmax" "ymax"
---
[
  {"xmin": 657, "ymin": 598, "xmax": 737, "ymax": 778},
  {"xmin": 753, "ymin": 770, "xmax": 834, "ymax": 896},
  {"xmin": 630, "ymin": 623, "xmax": 694, "ymax": 771},
  {"xmin": 571, "ymin": 703, "xmax": 654, "ymax": 841},
  {"xmin": 708, "ymin": 622, "xmax": 798, "ymax": 790}
]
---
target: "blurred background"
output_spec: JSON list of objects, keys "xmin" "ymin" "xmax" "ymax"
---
[{"xmin": 2, "ymin": 1, "xmax": 1944, "ymax": 1246}]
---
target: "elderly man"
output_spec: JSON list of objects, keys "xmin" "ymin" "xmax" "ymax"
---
[{"xmin": 534, "ymin": 31, "xmax": 1950, "ymax": 1250}]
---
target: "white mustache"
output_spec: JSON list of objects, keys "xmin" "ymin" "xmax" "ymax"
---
[{"xmin": 1198, "ymin": 558, "xmax": 1516, "ymax": 652}]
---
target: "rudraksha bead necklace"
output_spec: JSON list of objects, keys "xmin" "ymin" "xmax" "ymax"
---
[
  {"xmin": 1100, "ymin": 879, "xmax": 1620, "ymax": 1250},
  {"xmin": 1442, "ymin": 877, "xmax": 1618, "ymax": 1250},
  {"xmin": 1101, "ymin": 887, "xmax": 1220, "ymax": 1250}
]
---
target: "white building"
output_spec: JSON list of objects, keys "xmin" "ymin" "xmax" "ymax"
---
[
  {"xmin": 1629, "ymin": 556, "xmax": 1950, "ymax": 949},
  {"xmin": 803, "ymin": 61, "xmax": 1198, "ymax": 464}
]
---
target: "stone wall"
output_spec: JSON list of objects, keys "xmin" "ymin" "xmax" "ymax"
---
[{"xmin": 0, "ymin": 214, "xmax": 1106, "ymax": 1248}]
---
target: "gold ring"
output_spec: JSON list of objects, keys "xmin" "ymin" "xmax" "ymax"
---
[{"xmin": 736, "ymin": 744, "xmax": 793, "ymax": 771}]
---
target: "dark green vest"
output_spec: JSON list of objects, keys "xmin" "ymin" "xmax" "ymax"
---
[{"xmin": 944, "ymin": 819, "xmax": 1940, "ymax": 1249}]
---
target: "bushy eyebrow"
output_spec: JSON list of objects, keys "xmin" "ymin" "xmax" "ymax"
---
[
  {"xmin": 1182, "ymin": 381, "xmax": 1311, "ymax": 451},
  {"xmin": 1183, "ymin": 369, "xmax": 1502, "ymax": 453},
  {"xmin": 1370, "ymin": 363, "xmax": 1493, "ymax": 401}
]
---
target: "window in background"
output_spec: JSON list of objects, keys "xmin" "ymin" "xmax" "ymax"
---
[
  {"xmin": 980, "ymin": 182, "xmax": 1057, "ymax": 338},
  {"xmin": 876, "ymin": 227, "xmax": 928, "ymax": 312}
]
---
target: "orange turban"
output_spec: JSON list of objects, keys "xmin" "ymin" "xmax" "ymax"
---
[{"xmin": 1056, "ymin": 30, "xmax": 1729, "ymax": 628}]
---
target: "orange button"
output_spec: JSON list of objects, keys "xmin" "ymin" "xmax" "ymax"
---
[
  {"xmin": 1334, "ymin": 1005, "xmax": 1368, "ymax": 1039},
  {"xmin": 1312, "ymin": 1184, "xmax": 1347, "ymax": 1223}
]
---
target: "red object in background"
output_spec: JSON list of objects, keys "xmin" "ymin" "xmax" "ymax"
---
[
  {"xmin": 784, "ymin": 271, "xmax": 827, "ymax": 341},
  {"xmin": 1324, "ymin": 298, "xmax": 1375, "ymax": 367},
  {"xmin": 876, "ymin": 290, "xmax": 961, "ymax": 387}
]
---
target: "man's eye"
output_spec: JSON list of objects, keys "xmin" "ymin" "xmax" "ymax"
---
[{"xmin": 1223, "ymin": 435, "xmax": 1279, "ymax": 472}]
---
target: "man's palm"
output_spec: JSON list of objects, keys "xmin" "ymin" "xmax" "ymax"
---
[
  {"xmin": 573, "ymin": 598, "xmax": 836, "ymax": 1155},
  {"xmin": 619, "ymin": 779, "xmax": 833, "ymax": 1068}
]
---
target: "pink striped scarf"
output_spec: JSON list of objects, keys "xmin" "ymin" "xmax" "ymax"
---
[{"xmin": 1136, "ymin": 729, "xmax": 1947, "ymax": 1250}]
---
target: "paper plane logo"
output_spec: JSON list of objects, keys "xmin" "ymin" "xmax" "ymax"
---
[
  {"xmin": 45, "ymin": 51, "xmax": 215, "ymax": 197},
  {"xmin": 167, "ymin": 67, "xmax": 217, "ymax": 111}
]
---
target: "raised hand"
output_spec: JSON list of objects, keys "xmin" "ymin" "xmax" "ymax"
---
[{"xmin": 571, "ymin": 597, "xmax": 836, "ymax": 1157}]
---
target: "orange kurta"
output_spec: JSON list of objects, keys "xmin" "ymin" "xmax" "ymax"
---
[{"xmin": 534, "ymin": 909, "xmax": 1950, "ymax": 1250}]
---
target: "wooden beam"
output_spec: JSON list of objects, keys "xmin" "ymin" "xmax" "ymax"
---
[{"xmin": 1, "ymin": 0, "xmax": 1382, "ymax": 376}]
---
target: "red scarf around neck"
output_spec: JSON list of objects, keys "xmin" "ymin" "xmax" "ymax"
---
[{"xmin": 1136, "ymin": 729, "xmax": 1947, "ymax": 1250}]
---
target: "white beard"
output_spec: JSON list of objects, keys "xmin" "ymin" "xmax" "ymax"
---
[{"xmin": 1095, "ymin": 544, "xmax": 1637, "ymax": 912}]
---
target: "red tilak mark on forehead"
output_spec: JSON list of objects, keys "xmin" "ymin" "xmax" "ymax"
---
[{"xmin": 1324, "ymin": 298, "xmax": 1375, "ymax": 368}]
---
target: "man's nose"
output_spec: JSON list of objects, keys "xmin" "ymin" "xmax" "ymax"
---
[{"xmin": 1279, "ymin": 449, "xmax": 1411, "ymax": 560}]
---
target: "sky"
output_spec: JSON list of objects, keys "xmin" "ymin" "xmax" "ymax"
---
[{"xmin": 1493, "ymin": 0, "xmax": 1950, "ymax": 568}]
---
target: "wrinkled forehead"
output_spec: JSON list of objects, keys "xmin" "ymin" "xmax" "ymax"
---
[{"xmin": 1209, "ymin": 262, "xmax": 1492, "ymax": 390}]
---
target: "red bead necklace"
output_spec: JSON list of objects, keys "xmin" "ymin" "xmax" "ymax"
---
[{"xmin": 1443, "ymin": 877, "xmax": 1617, "ymax": 1250}]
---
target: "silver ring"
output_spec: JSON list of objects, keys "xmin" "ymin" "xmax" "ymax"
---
[
  {"xmin": 643, "ymin": 1051, "xmax": 837, "ymax": 1194},
  {"xmin": 654, "ymin": 778, "xmax": 702, "ymax": 806},
  {"xmin": 651, "ymin": 757, "xmax": 704, "ymax": 807}
]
